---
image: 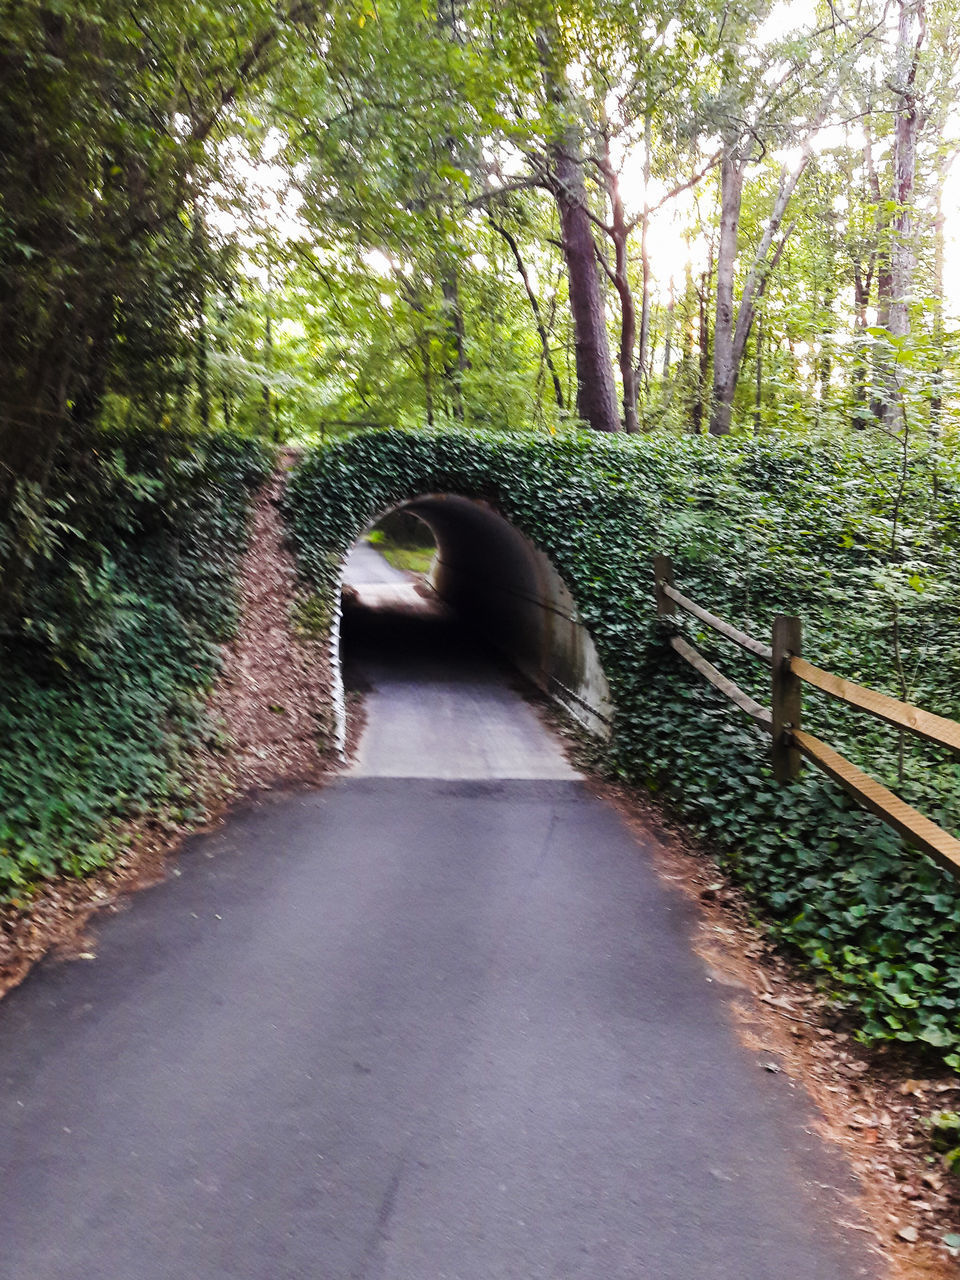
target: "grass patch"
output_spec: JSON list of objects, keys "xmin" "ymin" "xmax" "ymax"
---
[
  {"xmin": 366, "ymin": 530, "xmax": 436, "ymax": 575},
  {"xmin": 291, "ymin": 590, "xmax": 333, "ymax": 637}
]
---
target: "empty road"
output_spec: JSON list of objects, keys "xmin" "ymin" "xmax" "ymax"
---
[{"xmin": 0, "ymin": 547, "xmax": 877, "ymax": 1279}]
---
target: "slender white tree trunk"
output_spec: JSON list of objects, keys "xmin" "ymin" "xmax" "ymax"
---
[
  {"xmin": 889, "ymin": 0, "xmax": 925, "ymax": 341},
  {"xmin": 709, "ymin": 148, "xmax": 744, "ymax": 436}
]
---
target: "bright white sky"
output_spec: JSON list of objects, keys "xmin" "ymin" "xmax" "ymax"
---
[{"xmin": 208, "ymin": 130, "xmax": 306, "ymax": 281}]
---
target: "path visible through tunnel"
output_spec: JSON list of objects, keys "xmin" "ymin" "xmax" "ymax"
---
[
  {"xmin": 341, "ymin": 540, "xmax": 578, "ymax": 780},
  {"xmin": 0, "ymin": 540, "xmax": 880, "ymax": 1279}
]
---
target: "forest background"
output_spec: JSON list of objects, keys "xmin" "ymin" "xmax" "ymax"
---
[{"xmin": 3, "ymin": 0, "xmax": 959, "ymax": 492}]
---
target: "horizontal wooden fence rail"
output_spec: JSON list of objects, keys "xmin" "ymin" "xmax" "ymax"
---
[
  {"xmin": 652, "ymin": 554, "xmax": 960, "ymax": 880},
  {"xmin": 787, "ymin": 656, "xmax": 960, "ymax": 755}
]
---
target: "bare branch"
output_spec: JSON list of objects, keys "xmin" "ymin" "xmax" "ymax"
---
[
  {"xmin": 625, "ymin": 150, "xmax": 724, "ymax": 231},
  {"xmin": 466, "ymin": 178, "xmax": 544, "ymax": 208}
]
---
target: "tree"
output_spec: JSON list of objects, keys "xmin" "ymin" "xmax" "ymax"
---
[
  {"xmin": 703, "ymin": 4, "xmax": 847, "ymax": 435},
  {"xmin": 534, "ymin": 21, "xmax": 621, "ymax": 432},
  {"xmin": 0, "ymin": 0, "xmax": 318, "ymax": 621}
]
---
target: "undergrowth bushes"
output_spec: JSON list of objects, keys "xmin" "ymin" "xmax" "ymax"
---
[
  {"xmin": 285, "ymin": 426, "xmax": 960, "ymax": 1070},
  {"xmin": 0, "ymin": 428, "xmax": 272, "ymax": 900}
]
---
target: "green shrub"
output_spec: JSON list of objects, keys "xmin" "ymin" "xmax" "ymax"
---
[
  {"xmin": 0, "ymin": 428, "xmax": 273, "ymax": 898},
  {"xmin": 284, "ymin": 425, "xmax": 960, "ymax": 1070}
]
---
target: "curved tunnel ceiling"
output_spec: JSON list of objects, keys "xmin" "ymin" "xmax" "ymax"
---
[{"xmin": 367, "ymin": 494, "xmax": 612, "ymax": 739}]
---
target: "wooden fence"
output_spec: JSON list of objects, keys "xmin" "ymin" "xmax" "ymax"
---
[{"xmin": 653, "ymin": 554, "xmax": 960, "ymax": 881}]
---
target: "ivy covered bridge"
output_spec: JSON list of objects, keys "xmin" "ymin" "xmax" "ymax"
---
[
  {"xmin": 285, "ymin": 426, "xmax": 960, "ymax": 1066},
  {"xmin": 291, "ymin": 426, "xmax": 960, "ymax": 864}
]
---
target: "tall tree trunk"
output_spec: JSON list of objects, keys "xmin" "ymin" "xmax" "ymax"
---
[
  {"xmin": 846, "ymin": 132, "xmax": 876, "ymax": 424},
  {"xmin": 862, "ymin": 115, "xmax": 896, "ymax": 424},
  {"xmin": 663, "ymin": 276, "xmax": 675, "ymax": 378},
  {"xmin": 852, "ymin": 261, "xmax": 873, "ymax": 421},
  {"xmin": 600, "ymin": 136, "xmax": 639, "ymax": 432},
  {"xmin": 695, "ymin": 249, "xmax": 713, "ymax": 434},
  {"xmin": 889, "ymin": 0, "xmax": 924, "ymax": 342},
  {"xmin": 872, "ymin": 3, "xmax": 924, "ymax": 426},
  {"xmin": 710, "ymin": 149, "xmax": 744, "ymax": 435},
  {"xmin": 870, "ymin": 247, "xmax": 895, "ymax": 423},
  {"xmin": 754, "ymin": 311, "xmax": 763, "ymax": 435},
  {"xmin": 635, "ymin": 116, "xmax": 654, "ymax": 397},
  {"xmin": 556, "ymin": 175, "xmax": 621, "ymax": 432},
  {"xmin": 817, "ymin": 282, "xmax": 834, "ymax": 418},
  {"xmin": 439, "ymin": 262, "xmax": 467, "ymax": 421},
  {"xmin": 537, "ymin": 28, "xmax": 620, "ymax": 433},
  {"xmin": 711, "ymin": 150, "xmax": 807, "ymax": 436},
  {"xmin": 930, "ymin": 150, "xmax": 948, "ymax": 459},
  {"xmin": 681, "ymin": 248, "xmax": 694, "ymax": 388}
]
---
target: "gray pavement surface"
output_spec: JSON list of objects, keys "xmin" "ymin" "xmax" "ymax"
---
[
  {"xmin": 0, "ymin": 560, "xmax": 878, "ymax": 1280},
  {"xmin": 349, "ymin": 609, "xmax": 578, "ymax": 781},
  {"xmin": 343, "ymin": 539, "xmax": 413, "ymax": 586}
]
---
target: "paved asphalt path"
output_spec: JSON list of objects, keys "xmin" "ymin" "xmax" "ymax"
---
[
  {"xmin": 344, "ymin": 540, "xmax": 413, "ymax": 586},
  {"xmin": 0, "ymin": 548, "xmax": 878, "ymax": 1279}
]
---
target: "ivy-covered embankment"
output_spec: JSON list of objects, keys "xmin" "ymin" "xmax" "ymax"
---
[
  {"xmin": 0, "ymin": 429, "xmax": 272, "ymax": 903},
  {"xmin": 285, "ymin": 426, "xmax": 960, "ymax": 1070}
]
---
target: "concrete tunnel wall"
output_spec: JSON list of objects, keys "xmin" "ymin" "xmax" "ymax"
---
[{"xmin": 370, "ymin": 494, "xmax": 613, "ymax": 739}]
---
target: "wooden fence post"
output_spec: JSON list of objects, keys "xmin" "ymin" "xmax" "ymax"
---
[
  {"xmin": 772, "ymin": 615, "xmax": 802, "ymax": 782},
  {"xmin": 653, "ymin": 554, "xmax": 676, "ymax": 618}
]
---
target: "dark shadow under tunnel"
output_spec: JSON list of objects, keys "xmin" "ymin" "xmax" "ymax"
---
[
  {"xmin": 340, "ymin": 565, "xmax": 490, "ymax": 696},
  {"xmin": 339, "ymin": 543, "xmax": 582, "ymax": 779},
  {"xmin": 340, "ymin": 494, "xmax": 612, "ymax": 741}
]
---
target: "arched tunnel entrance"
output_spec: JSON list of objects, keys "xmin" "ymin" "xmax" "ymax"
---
[{"xmin": 336, "ymin": 495, "xmax": 613, "ymax": 765}]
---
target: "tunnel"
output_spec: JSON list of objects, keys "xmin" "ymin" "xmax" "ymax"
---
[{"xmin": 333, "ymin": 493, "xmax": 613, "ymax": 754}]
